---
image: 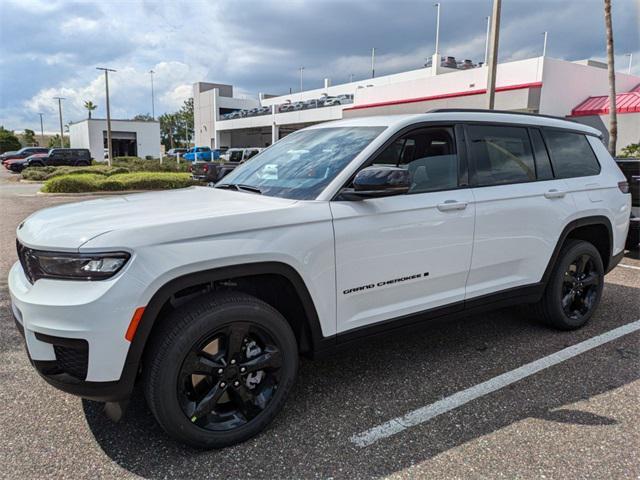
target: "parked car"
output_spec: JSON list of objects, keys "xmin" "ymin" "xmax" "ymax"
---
[
  {"xmin": 9, "ymin": 148, "xmax": 92, "ymax": 172},
  {"xmin": 1, "ymin": 147, "xmax": 50, "ymax": 166},
  {"xmin": 192, "ymin": 148, "xmax": 263, "ymax": 184},
  {"xmin": 182, "ymin": 147, "xmax": 220, "ymax": 162},
  {"xmin": 615, "ymin": 157, "xmax": 639, "ymax": 250},
  {"xmin": 6, "ymin": 153, "xmax": 49, "ymax": 173},
  {"xmin": 166, "ymin": 148, "xmax": 187, "ymax": 158},
  {"xmin": 10, "ymin": 111, "xmax": 630, "ymax": 449}
]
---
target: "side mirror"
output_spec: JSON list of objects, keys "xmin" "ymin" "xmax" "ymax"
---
[{"xmin": 341, "ymin": 166, "xmax": 411, "ymax": 199}]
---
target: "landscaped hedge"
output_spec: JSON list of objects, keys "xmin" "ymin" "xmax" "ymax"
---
[
  {"xmin": 41, "ymin": 172, "xmax": 198, "ymax": 193},
  {"xmin": 22, "ymin": 157, "xmax": 189, "ymax": 181}
]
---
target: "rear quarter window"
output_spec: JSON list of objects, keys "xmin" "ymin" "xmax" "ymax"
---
[{"xmin": 543, "ymin": 130, "xmax": 601, "ymax": 178}]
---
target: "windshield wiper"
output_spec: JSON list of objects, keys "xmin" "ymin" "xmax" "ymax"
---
[{"xmin": 216, "ymin": 183, "xmax": 262, "ymax": 194}]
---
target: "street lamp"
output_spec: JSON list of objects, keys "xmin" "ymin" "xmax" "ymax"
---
[
  {"xmin": 625, "ymin": 53, "xmax": 633, "ymax": 74},
  {"xmin": 38, "ymin": 113, "xmax": 45, "ymax": 146},
  {"xmin": 97, "ymin": 67, "xmax": 116, "ymax": 166},
  {"xmin": 52, "ymin": 97, "xmax": 65, "ymax": 147},
  {"xmin": 149, "ymin": 69, "xmax": 156, "ymax": 120},
  {"xmin": 299, "ymin": 66, "xmax": 304, "ymax": 92}
]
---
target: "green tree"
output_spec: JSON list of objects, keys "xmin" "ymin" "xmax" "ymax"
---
[
  {"xmin": 619, "ymin": 142, "xmax": 640, "ymax": 158},
  {"xmin": 160, "ymin": 112, "xmax": 180, "ymax": 149},
  {"xmin": 20, "ymin": 129, "xmax": 37, "ymax": 146},
  {"xmin": 0, "ymin": 126, "xmax": 22, "ymax": 153},
  {"xmin": 48, "ymin": 134, "xmax": 70, "ymax": 148},
  {"xmin": 178, "ymin": 98, "xmax": 194, "ymax": 145},
  {"xmin": 84, "ymin": 100, "xmax": 97, "ymax": 119},
  {"xmin": 133, "ymin": 113, "xmax": 154, "ymax": 121}
]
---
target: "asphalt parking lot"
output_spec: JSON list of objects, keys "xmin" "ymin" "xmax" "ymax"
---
[{"xmin": 0, "ymin": 168, "xmax": 638, "ymax": 479}]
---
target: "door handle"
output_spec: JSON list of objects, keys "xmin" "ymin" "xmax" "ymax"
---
[
  {"xmin": 437, "ymin": 200, "xmax": 468, "ymax": 211},
  {"xmin": 544, "ymin": 189, "xmax": 566, "ymax": 199}
]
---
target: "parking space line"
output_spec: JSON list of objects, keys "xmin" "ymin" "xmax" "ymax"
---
[
  {"xmin": 351, "ymin": 319, "xmax": 640, "ymax": 448},
  {"xmin": 618, "ymin": 263, "xmax": 640, "ymax": 271}
]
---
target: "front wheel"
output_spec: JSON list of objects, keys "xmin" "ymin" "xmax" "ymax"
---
[
  {"xmin": 535, "ymin": 239, "xmax": 604, "ymax": 330},
  {"xmin": 143, "ymin": 292, "xmax": 298, "ymax": 448}
]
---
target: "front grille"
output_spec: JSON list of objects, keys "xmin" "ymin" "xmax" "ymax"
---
[{"xmin": 53, "ymin": 345, "xmax": 89, "ymax": 381}]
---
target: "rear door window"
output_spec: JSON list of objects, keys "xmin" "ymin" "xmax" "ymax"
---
[
  {"xmin": 467, "ymin": 125, "xmax": 536, "ymax": 186},
  {"xmin": 543, "ymin": 130, "xmax": 601, "ymax": 178}
]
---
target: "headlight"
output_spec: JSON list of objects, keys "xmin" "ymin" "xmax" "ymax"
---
[{"xmin": 17, "ymin": 242, "xmax": 130, "ymax": 282}]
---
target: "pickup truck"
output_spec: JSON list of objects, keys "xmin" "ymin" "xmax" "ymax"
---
[
  {"xmin": 182, "ymin": 147, "xmax": 221, "ymax": 162},
  {"xmin": 191, "ymin": 148, "xmax": 263, "ymax": 184}
]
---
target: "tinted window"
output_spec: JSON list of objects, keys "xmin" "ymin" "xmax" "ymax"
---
[
  {"xmin": 544, "ymin": 130, "xmax": 600, "ymax": 178},
  {"xmin": 371, "ymin": 127, "xmax": 458, "ymax": 193},
  {"xmin": 530, "ymin": 129, "xmax": 554, "ymax": 180},
  {"xmin": 468, "ymin": 125, "xmax": 535, "ymax": 186}
]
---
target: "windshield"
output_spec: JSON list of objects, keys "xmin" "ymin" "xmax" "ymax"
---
[{"xmin": 216, "ymin": 126, "xmax": 385, "ymax": 200}]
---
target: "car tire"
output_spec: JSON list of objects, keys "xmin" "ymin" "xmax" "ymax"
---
[
  {"xmin": 535, "ymin": 239, "xmax": 604, "ymax": 330},
  {"xmin": 143, "ymin": 291, "xmax": 298, "ymax": 449}
]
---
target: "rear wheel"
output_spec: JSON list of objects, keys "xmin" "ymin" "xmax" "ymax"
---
[
  {"xmin": 535, "ymin": 239, "xmax": 604, "ymax": 330},
  {"xmin": 143, "ymin": 292, "xmax": 298, "ymax": 449}
]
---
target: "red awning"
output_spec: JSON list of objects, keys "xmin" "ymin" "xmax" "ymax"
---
[{"xmin": 571, "ymin": 90, "xmax": 640, "ymax": 116}]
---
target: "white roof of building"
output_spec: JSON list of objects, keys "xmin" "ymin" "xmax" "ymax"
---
[{"xmin": 307, "ymin": 111, "xmax": 602, "ymax": 136}]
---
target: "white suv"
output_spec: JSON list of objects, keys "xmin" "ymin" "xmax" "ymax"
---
[{"xmin": 9, "ymin": 111, "xmax": 631, "ymax": 448}]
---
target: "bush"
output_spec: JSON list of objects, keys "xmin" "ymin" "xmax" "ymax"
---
[
  {"xmin": 42, "ymin": 172, "xmax": 197, "ymax": 193},
  {"xmin": 22, "ymin": 165, "xmax": 130, "ymax": 181},
  {"xmin": 112, "ymin": 156, "xmax": 190, "ymax": 172}
]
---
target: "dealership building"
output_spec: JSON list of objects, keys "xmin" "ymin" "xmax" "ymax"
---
[
  {"xmin": 194, "ymin": 55, "xmax": 639, "ymax": 154},
  {"xmin": 69, "ymin": 118, "xmax": 161, "ymax": 161}
]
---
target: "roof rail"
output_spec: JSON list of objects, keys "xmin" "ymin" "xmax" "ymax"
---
[{"xmin": 427, "ymin": 108, "xmax": 578, "ymax": 123}]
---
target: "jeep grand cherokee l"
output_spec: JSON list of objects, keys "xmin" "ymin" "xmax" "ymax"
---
[{"xmin": 9, "ymin": 111, "xmax": 630, "ymax": 449}]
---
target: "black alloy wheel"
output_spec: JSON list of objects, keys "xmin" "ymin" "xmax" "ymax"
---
[
  {"xmin": 560, "ymin": 253, "xmax": 601, "ymax": 321},
  {"xmin": 144, "ymin": 292, "xmax": 298, "ymax": 449},
  {"xmin": 177, "ymin": 322, "xmax": 282, "ymax": 431},
  {"xmin": 535, "ymin": 239, "xmax": 604, "ymax": 330}
]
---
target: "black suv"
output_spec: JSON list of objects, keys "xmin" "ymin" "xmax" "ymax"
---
[
  {"xmin": 616, "ymin": 158, "xmax": 639, "ymax": 250},
  {"xmin": 9, "ymin": 148, "xmax": 92, "ymax": 172}
]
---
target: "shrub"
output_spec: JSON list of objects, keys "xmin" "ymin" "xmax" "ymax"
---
[
  {"xmin": 42, "ymin": 172, "xmax": 197, "ymax": 193},
  {"xmin": 22, "ymin": 165, "xmax": 130, "ymax": 181}
]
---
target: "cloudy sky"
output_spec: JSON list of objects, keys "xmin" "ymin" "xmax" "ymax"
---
[{"xmin": 0, "ymin": 0, "xmax": 638, "ymax": 132}]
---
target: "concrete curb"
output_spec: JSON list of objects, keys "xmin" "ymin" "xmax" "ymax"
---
[{"xmin": 36, "ymin": 190, "xmax": 149, "ymax": 197}]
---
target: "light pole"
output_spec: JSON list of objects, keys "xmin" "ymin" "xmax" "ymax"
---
[
  {"xmin": 149, "ymin": 69, "xmax": 156, "ymax": 119},
  {"xmin": 371, "ymin": 47, "xmax": 376, "ymax": 78},
  {"xmin": 486, "ymin": 0, "xmax": 502, "ymax": 109},
  {"xmin": 434, "ymin": 3, "xmax": 441, "ymax": 55},
  {"xmin": 53, "ymin": 97, "xmax": 65, "ymax": 147},
  {"xmin": 38, "ymin": 113, "xmax": 45, "ymax": 146},
  {"xmin": 542, "ymin": 31, "xmax": 548, "ymax": 57},
  {"xmin": 484, "ymin": 16, "xmax": 491, "ymax": 65},
  {"xmin": 97, "ymin": 67, "xmax": 116, "ymax": 166},
  {"xmin": 625, "ymin": 53, "xmax": 633, "ymax": 74},
  {"xmin": 299, "ymin": 66, "xmax": 304, "ymax": 92}
]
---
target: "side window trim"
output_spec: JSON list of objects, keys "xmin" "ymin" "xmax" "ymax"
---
[{"xmin": 528, "ymin": 127, "xmax": 556, "ymax": 179}]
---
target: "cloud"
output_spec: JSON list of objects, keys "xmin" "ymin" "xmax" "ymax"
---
[{"xmin": 1, "ymin": 0, "xmax": 638, "ymax": 132}]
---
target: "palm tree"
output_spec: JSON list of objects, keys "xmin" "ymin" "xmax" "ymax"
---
[
  {"xmin": 604, "ymin": 0, "xmax": 617, "ymax": 155},
  {"xmin": 83, "ymin": 100, "xmax": 97, "ymax": 119}
]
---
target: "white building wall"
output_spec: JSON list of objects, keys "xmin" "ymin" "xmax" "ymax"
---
[
  {"xmin": 539, "ymin": 57, "xmax": 640, "ymax": 116},
  {"xmin": 69, "ymin": 119, "xmax": 161, "ymax": 161}
]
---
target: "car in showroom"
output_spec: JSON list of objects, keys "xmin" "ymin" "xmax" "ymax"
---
[{"xmin": 9, "ymin": 110, "xmax": 630, "ymax": 449}]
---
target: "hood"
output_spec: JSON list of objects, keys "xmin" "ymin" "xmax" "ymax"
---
[{"xmin": 17, "ymin": 186, "xmax": 298, "ymax": 251}]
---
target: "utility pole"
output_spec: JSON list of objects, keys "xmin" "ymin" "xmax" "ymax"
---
[
  {"xmin": 53, "ymin": 97, "xmax": 65, "ymax": 147},
  {"xmin": 38, "ymin": 113, "xmax": 45, "ymax": 146},
  {"xmin": 371, "ymin": 47, "xmax": 376, "ymax": 78},
  {"xmin": 299, "ymin": 66, "xmax": 304, "ymax": 92},
  {"xmin": 97, "ymin": 67, "xmax": 116, "ymax": 166},
  {"xmin": 542, "ymin": 31, "xmax": 548, "ymax": 57},
  {"xmin": 485, "ymin": 0, "xmax": 502, "ymax": 109},
  {"xmin": 625, "ymin": 53, "xmax": 633, "ymax": 74},
  {"xmin": 484, "ymin": 16, "xmax": 491, "ymax": 65},
  {"xmin": 434, "ymin": 3, "xmax": 441, "ymax": 55},
  {"xmin": 149, "ymin": 69, "xmax": 155, "ymax": 120}
]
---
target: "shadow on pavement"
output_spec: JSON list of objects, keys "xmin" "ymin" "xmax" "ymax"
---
[{"xmin": 82, "ymin": 281, "xmax": 639, "ymax": 479}]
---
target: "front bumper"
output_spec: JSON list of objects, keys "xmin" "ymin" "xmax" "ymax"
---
[{"xmin": 9, "ymin": 261, "xmax": 139, "ymax": 401}]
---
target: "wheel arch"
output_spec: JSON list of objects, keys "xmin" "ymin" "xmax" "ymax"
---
[
  {"xmin": 118, "ymin": 262, "xmax": 329, "ymax": 396},
  {"xmin": 542, "ymin": 215, "xmax": 614, "ymax": 285}
]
